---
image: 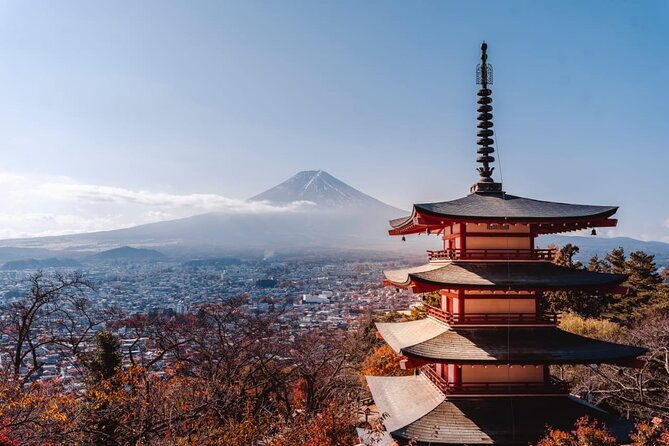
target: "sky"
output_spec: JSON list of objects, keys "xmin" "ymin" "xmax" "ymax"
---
[{"xmin": 0, "ymin": 1, "xmax": 667, "ymax": 240}]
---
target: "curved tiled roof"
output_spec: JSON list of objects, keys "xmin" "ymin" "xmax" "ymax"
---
[
  {"xmin": 384, "ymin": 262, "xmax": 626, "ymax": 290},
  {"xmin": 366, "ymin": 375, "xmax": 445, "ymax": 433},
  {"xmin": 400, "ymin": 326, "xmax": 646, "ymax": 364},
  {"xmin": 390, "ymin": 192, "xmax": 618, "ymax": 228},
  {"xmin": 376, "ymin": 318, "xmax": 449, "ymax": 354},
  {"xmin": 365, "ymin": 375, "xmax": 633, "ymax": 445},
  {"xmin": 395, "ymin": 395, "xmax": 633, "ymax": 445}
]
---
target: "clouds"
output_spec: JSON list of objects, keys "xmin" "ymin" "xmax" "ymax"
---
[{"xmin": 0, "ymin": 171, "xmax": 312, "ymax": 239}]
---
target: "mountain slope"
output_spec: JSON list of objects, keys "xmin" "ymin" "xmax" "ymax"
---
[
  {"xmin": 0, "ymin": 170, "xmax": 410, "ymax": 254},
  {"xmin": 250, "ymin": 170, "xmax": 403, "ymax": 212}
]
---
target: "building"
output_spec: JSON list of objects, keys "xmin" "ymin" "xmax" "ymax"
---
[{"xmin": 364, "ymin": 43, "xmax": 646, "ymax": 445}]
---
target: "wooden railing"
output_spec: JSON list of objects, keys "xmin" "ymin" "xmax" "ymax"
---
[
  {"xmin": 420, "ymin": 365, "xmax": 569, "ymax": 395},
  {"xmin": 427, "ymin": 248, "xmax": 555, "ymax": 262},
  {"xmin": 424, "ymin": 304, "xmax": 560, "ymax": 325},
  {"xmin": 420, "ymin": 363, "xmax": 449, "ymax": 394}
]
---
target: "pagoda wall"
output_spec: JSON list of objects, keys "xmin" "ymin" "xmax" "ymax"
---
[
  {"xmin": 466, "ymin": 236, "xmax": 531, "ymax": 250},
  {"xmin": 461, "ymin": 365, "xmax": 544, "ymax": 383},
  {"xmin": 441, "ymin": 291, "xmax": 538, "ymax": 315},
  {"xmin": 465, "ymin": 298, "xmax": 535, "ymax": 314}
]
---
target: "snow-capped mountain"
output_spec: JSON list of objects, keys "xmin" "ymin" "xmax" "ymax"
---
[
  {"xmin": 0, "ymin": 170, "xmax": 413, "ymax": 255},
  {"xmin": 250, "ymin": 170, "xmax": 399, "ymax": 210}
]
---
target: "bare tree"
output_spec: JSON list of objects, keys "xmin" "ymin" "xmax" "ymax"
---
[{"xmin": 0, "ymin": 271, "xmax": 113, "ymax": 379}]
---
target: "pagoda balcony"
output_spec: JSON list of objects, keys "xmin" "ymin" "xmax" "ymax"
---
[
  {"xmin": 424, "ymin": 304, "xmax": 560, "ymax": 326},
  {"xmin": 427, "ymin": 248, "xmax": 555, "ymax": 262},
  {"xmin": 420, "ymin": 364, "xmax": 569, "ymax": 396}
]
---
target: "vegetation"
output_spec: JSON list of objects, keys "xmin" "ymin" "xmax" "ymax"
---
[
  {"xmin": 544, "ymin": 244, "xmax": 665, "ymax": 322},
  {"xmin": 543, "ymin": 243, "xmax": 668, "ymax": 442},
  {"xmin": 0, "ymin": 244, "xmax": 666, "ymax": 445},
  {"xmin": 0, "ymin": 273, "xmax": 378, "ymax": 445},
  {"xmin": 537, "ymin": 416, "xmax": 669, "ymax": 446}
]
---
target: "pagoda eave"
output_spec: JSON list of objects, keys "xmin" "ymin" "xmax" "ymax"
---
[
  {"xmin": 400, "ymin": 350, "xmax": 646, "ymax": 367},
  {"xmin": 389, "ymin": 213, "xmax": 618, "ymax": 237},
  {"xmin": 376, "ymin": 319, "xmax": 647, "ymax": 367},
  {"xmin": 383, "ymin": 262, "xmax": 627, "ymax": 294},
  {"xmin": 389, "ymin": 280, "xmax": 628, "ymax": 295}
]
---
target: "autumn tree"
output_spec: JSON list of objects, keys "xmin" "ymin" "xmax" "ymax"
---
[
  {"xmin": 0, "ymin": 271, "xmax": 114, "ymax": 379},
  {"xmin": 537, "ymin": 417, "xmax": 618, "ymax": 446},
  {"xmin": 536, "ymin": 416, "xmax": 669, "ymax": 446}
]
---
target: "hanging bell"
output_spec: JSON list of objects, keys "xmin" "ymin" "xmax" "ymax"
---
[
  {"xmin": 591, "ymin": 229, "xmax": 597, "ymax": 236},
  {"xmin": 401, "ymin": 236, "xmax": 406, "ymax": 242}
]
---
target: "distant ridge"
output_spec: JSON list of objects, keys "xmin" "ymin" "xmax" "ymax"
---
[
  {"xmin": 1, "ymin": 257, "xmax": 82, "ymax": 271},
  {"xmin": 89, "ymin": 246, "xmax": 165, "ymax": 261}
]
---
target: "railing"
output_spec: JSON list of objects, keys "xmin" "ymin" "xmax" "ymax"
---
[
  {"xmin": 424, "ymin": 304, "xmax": 560, "ymax": 325},
  {"xmin": 427, "ymin": 248, "xmax": 555, "ymax": 262},
  {"xmin": 420, "ymin": 365, "xmax": 569, "ymax": 396},
  {"xmin": 420, "ymin": 362, "xmax": 449, "ymax": 394}
]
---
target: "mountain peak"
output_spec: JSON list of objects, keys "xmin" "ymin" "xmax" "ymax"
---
[{"xmin": 249, "ymin": 170, "xmax": 402, "ymax": 211}]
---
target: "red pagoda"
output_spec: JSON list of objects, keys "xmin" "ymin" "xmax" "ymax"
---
[{"xmin": 363, "ymin": 43, "xmax": 646, "ymax": 445}]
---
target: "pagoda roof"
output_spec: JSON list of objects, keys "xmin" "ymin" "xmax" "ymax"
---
[
  {"xmin": 366, "ymin": 375, "xmax": 633, "ymax": 445},
  {"xmin": 383, "ymin": 261, "xmax": 626, "ymax": 292},
  {"xmin": 389, "ymin": 191, "xmax": 618, "ymax": 235},
  {"xmin": 376, "ymin": 318, "xmax": 646, "ymax": 365}
]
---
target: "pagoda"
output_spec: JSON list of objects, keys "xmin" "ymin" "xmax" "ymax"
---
[{"xmin": 363, "ymin": 43, "xmax": 646, "ymax": 445}]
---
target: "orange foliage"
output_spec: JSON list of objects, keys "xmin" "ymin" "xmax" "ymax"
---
[
  {"xmin": 537, "ymin": 416, "xmax": 669, "ymax": 446},
  {"xmin": 537, "ymin": 417, "xmax": 618, "ymax": 446},
  {"xmin": 360, "ymin": 344, "xmax": 412, "ymax": 378}
]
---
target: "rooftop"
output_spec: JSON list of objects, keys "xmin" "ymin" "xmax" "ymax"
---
[
  {"xmin": 377, "ymin": 318, "xmax": 646, "ymax": 365},
  {"xmin": 366, "ymin": 375, "xmax": 634, "ymax": 445},
  {"xmin": 383, "ymin": 261, "xmax": 627, "ymax": 292}
]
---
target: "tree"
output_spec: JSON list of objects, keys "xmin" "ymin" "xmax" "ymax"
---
[
  {"xmin": 82, "ymin": 331, "xmax": 124, "ymax": 446},
  {"xmin": 88, "ymin": 331, "xmax": 123, "ymax": 382},
  {"xmin": 625, "ymin": 251, "xmax": 662, "ymax": 294},
  {"xmin": 360, "ymin": 344, "xmax": 412, "ymax": 378},
  {"xmin": 603, "ymin": 250, "xmax": 662, "ymax": 322},
  {"xmin": 587, "ymin": 254, "xmax": 608, "ymax": 273},
  {"xmin": 553, "ymin": 244, "xmax": 584, "ymax": 270},
  {"xmin": 544, "ymin": 245, "xmax": 606, "ymax": 317},
  {"xmin": 537, "ymin": 417, "xmax": 617, "ymax": 446},
  {"xmin": 560, "ymin": 308, "xmax": 669, "ymax": 420},
  {"xmin": 0, "ymin": 271, "xmax": 112, "ymax": 379},
  {"xmin": 536, "ymin": 416, "xmax": 669, "ymax": 446},
  {"xmin": 605, "ymin": 248, "xmax": 627, "ymax": 275}
]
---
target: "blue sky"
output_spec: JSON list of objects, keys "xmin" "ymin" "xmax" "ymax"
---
[{"xmin": 0, "ymin": 1, "xmax": 667, "ymax": 240}]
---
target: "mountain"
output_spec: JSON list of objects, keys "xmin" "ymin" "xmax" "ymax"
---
[
  {"xmin": 1, "ymin": 257, "xmax": 82, "ymax": 271},
  {"xmin": 0, "ymin": 171, "xmax": 411, "ymax": 254},
  {"xmin": 538, "ymin": 235, "xmax": 669, "ymax": 267},
  {"xmin": 0, "ymin": 170, "xmax": 665, "ymax": 264},
  {"xmin": 88, "ymin": 246, "xmax": 166, "ymax": 262},
  {"xmin": 250, "ymin": 170, "xmax": 398, "ymax": 209}
]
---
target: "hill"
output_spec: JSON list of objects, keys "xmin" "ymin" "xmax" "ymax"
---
[
  {"xmin": 88, "ymin": 246, "xmax": 166, "ymax": 262},
  {"xmin": 1, "ymin": 257, "xmax": 82, "ymax": 271}
]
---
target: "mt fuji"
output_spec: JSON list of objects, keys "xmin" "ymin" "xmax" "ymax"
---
[{"xmin": 0, "ymin": 170, "xmax": 413, "ymax": 256}]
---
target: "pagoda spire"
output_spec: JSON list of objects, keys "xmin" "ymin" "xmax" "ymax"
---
[{"xmin": 471, "ymin": 41, "xmax": 503, "ymax": 193}]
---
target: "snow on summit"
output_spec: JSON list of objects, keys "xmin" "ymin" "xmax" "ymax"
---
[{"xmin": 249, "ymin": 170, "xmax": 401, "ymax": 211}]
